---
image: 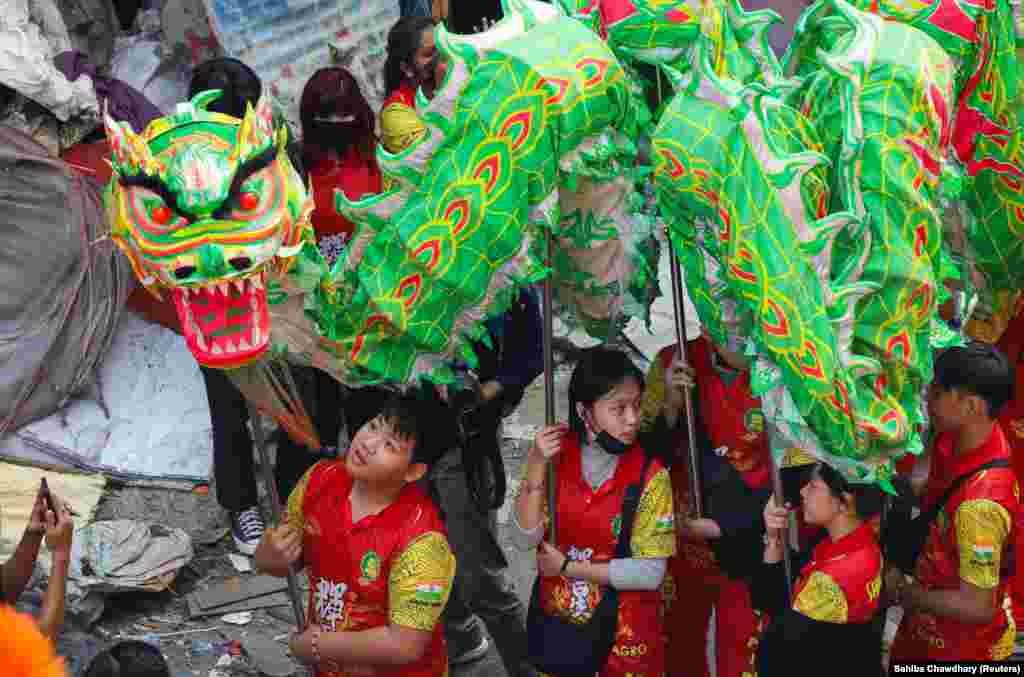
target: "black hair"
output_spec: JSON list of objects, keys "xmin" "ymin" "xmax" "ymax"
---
[
  {"xmin": 84, "ymin": 641, "xmax": 171, "ymax": 677},
  {"xmin": 813, "ymin": 462, "xmax": 884, "ymax": 520},
  {"xmin": 188, "ymin": 58, "xmax": 262, "ymax": 118},
  {"xmin": 384, "ymin": 17, "xmax": 436, "ymax": 95},
  {"xmin": 568, "ymin": 347, "xmax": 645, "ymax": 439},
  {"xmin": 933, "ymin": 341, "xmax": 1014, "ymax": 417},
  {"xmin": 373, "ymin": 390, "xmax": 450, "ymax": 468}
]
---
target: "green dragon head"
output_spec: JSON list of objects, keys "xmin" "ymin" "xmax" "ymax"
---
[{"xmin": 104, "ymin": 91, "xmax": 312, "ymax": 369}]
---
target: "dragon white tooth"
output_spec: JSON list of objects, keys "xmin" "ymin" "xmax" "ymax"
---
[
  {"xmin": 251, "ymin": 326, "xmax": 261, "ymax": 344},
  {"xmin": 212, "ymin": 343, "xmax": 223, "ymax": 356},
  {"xmin": 238, "ymin": 337, "xmax": 252, "ymax": 351},
  {"xmin": 195, "ymin": 332, "xmax": 208, "ymax": 351},
  {"xmin": 224, "ymin": 338, "xmax": 237, "ymax": 354},
  {"xmin": 218, "ymin": 281, "xmax": 230, "ymax": 297},
  {"xmin": 251, "ymin": 274, "xmax": 263, "ymax": 290}
]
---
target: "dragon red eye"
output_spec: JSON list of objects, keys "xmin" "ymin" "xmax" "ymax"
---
[
  {"xmin": 153, "ymin": 205, "xmax": 172, "ymax": 225},
  {"xmin": 240, "ymin": 192, "xmax": 259, "ymax": 210}
]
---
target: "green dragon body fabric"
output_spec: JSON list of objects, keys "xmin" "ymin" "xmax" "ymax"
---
[
  {"xmin": 104, "ymin": 0, "xmax": 1023, "ymax": 486},
  {"xmin": 105, "ymin": 0, "xmax": 658, "ymax": 390}
]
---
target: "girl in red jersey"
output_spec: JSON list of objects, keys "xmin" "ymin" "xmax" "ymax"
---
[
  {"xmin": 300, "ymin": 67, "xmax": 383, "ymax": 267},
  {"xmin": 513, "ymin": 348, "xmax": 676, "ymax": 676},
  {"xmin": 756, "ymin": 463, "xmax": 886, "ymax": 676}
]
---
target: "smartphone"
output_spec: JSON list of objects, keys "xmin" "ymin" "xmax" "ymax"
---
[
  {"xmin": 40, "ymin": 478, "xmax": 55, "ymax": 514},
  {"xmin": 39, "ymin": 478, "xmax": 77, "ymax": 517},
  {"xmin": 779, "ymin": 465, "xmax": 814, "ymax": 507}
]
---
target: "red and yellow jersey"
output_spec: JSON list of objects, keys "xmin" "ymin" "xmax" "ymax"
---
[
  {"xmin": 287, "ymin": 461, "xmax": 455, "ymax": 677},
  {"xmin": 534, "ymin": 434, "xmax": 675, "ymax": 676},
  {"xmin": 893, "ymin": 425, "xmax": 1019, "ymax": 661},
  {"xmin": 791, "ymin": 521, "xmax": 882, "ymax": 624},
  {"xmin": 997, "ymin": 305, "xmax": 1024, "ymax": 627},
  {"xmin": 642, "ymin": 341, "xmax": 771, "ymax": 489},
  {"xmin": 379, "ymin": 84, "xmax": 426, "ymax": 155}
]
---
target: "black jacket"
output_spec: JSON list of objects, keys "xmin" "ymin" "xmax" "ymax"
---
[
  {"xmin": 640, "ymin": 381, "xmax": 771, "ymax": 580},
  {"xmin": 750, "ymin": 537, "xmax": 885, "ymax": 677}
]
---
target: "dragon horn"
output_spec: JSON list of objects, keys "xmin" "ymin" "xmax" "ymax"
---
[
  {"xmin": 231, "ymin": 94, "xmax": 276, "ymax": 165},
  {"xmin": 104, "ymin": 104, "xmax": 159, "ymax": 177}
]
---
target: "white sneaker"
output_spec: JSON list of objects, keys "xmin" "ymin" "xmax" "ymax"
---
[{"xmin": 231, "ymin": 506, "xmax": 265, "ymax": 556}]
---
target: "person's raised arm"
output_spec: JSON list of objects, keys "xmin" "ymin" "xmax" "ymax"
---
[
  {"xmin": 514, "ymin": 424, "xmax": 567, "ymax": 534},
  {"xmin": 1, "ymin": 489, "xmax": 48, "ymax": 603},
  {"xmin": 36, "ymin": 495, "xmax": 73, "ymax": 640}
]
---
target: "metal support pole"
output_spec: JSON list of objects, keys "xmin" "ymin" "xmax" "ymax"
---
[
  {"xmin": 248, "ymin": 404, "xmax": 309, "ymax": 643},
  {"xmin": 543, "ymin": 228, "xmax": 557, "ymax": 538},
  {"xmin": 667, "ymin": 235, "xmax": 703, "ymax": 517}
]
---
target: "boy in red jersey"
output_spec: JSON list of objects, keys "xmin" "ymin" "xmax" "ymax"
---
[
  {"xmin": 255, "ymin": 394, "xmax": 455, "ymax": 676},
  {"xmin": 888, "ymin": 342, "xmax": 1019, "ymax": 662}
]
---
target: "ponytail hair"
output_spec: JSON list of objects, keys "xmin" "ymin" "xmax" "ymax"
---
[
  {"xmin": 384, "ymin": 16, "xmax": 436, "ymax": 95},
  {"xmin": 814, "ymin": 462, "xmax": 885, "ymax": 520}
]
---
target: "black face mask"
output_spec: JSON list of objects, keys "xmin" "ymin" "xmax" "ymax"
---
[
  {"xmin": 594, "ymin": 429, "xmax": 630, "ymax": 456},
  {"xmin": 578, "ymin": 403, "xmax": 631, "ymax": 455}
]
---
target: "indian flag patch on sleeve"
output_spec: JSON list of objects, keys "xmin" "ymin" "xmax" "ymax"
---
[
  {"xmin": 414, "ymin": 582, "xmax": 445, "ymax": 606},
  {"xmin": 655, "ymin": 513, "xmax": 675, "ymax": 534},
  {"xmin": 972, "ymin": 542, "xmax": 995, "ymax": 565}
]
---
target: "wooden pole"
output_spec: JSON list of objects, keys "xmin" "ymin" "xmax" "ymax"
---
[
  {"xmin": 666, "ymin": 235, "xmax": 702, "ymax": 517},
  {"xmin": 247, "ymin": 402, "xmax": 310, "ymax": 664},
  {"xmin": 543, "ymin": 229, "xmax": 557, "ymax": 538},
  {"xmin": 769, "ymin": 453, "xmax": 794, "ymax": 602}
]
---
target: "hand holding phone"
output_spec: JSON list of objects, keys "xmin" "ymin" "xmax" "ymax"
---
[
  {"xmin": 39, "ymin": 478, "xmax": 55, "ymax": 515},
  {"xmin": 39, "ymin": 478, "xmax": 78, "ymax": 517}
]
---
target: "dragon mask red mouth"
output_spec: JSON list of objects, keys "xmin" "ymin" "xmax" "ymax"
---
[{"xmin": 172, "ymin": 270, "xmax": 270, "ymax": 368}]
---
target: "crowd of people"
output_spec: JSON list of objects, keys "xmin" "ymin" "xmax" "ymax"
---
[{"xmin": 3, "ymin": 9, "xmax": 1024, "ymax": 677}]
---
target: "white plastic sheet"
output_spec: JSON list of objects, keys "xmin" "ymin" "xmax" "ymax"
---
[
  {"xmin": 0, "ymin": 0, "xmax": 97, "ymax": 120},
  {"xmin": 1, "ymin": 311, "xmax": 214, "ymax": 481},
  {"xmin": 109, "ymin": 29, "xmax": 191, "ymax": 114}
]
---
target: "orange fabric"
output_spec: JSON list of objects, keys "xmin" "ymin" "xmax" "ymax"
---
[
  {"xmin": 300, "ymin": 462, "xmax": 450, "ymax": 677},
  {"xmin": 0, "ymin": 605, "xmax": 65, "ymax": 677},
  {"xmin": 891, "ymin": 425, "xmax": 1019, "ymax": 660}
]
